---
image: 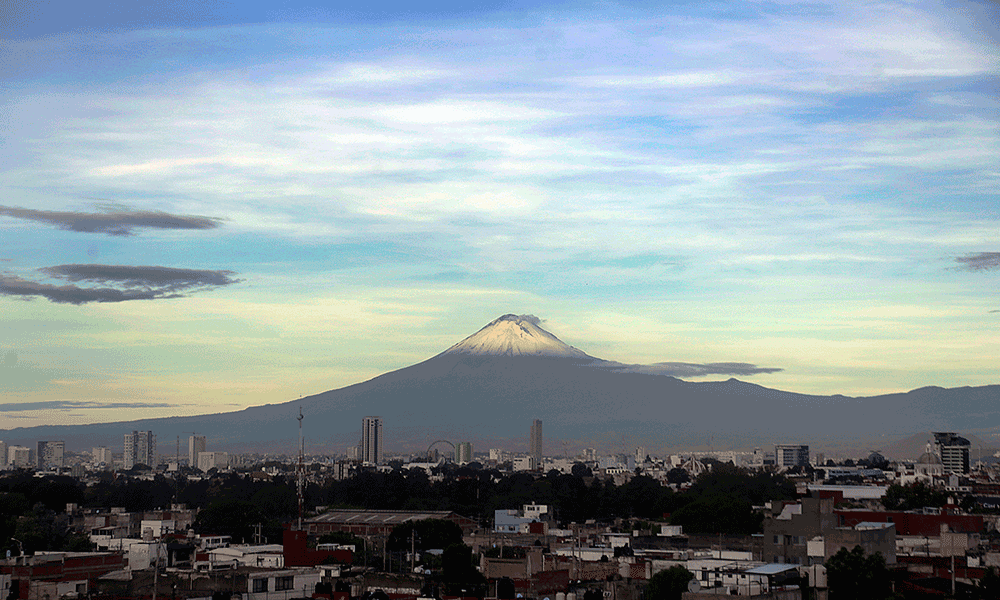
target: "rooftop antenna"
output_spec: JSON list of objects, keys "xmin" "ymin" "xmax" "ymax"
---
[{"xmin": 297, "ymin": 407, "xmax": 305, "ymax": 530}]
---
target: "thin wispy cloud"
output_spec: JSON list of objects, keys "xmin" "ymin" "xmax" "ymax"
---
[
  {"xmin": 0, "ymin": 400, "xmax": 180, "ymax": 411},
  {"xmin": 1, "ymin": 265, "xmax": 241, "ymax": 304},
  {"xmin": 605, "ymin": 362, "xmax": 783, "ymax": 378},
  {"xmin": 956, "ymin": 252, "xmax": 1000, "ymax": 271}
]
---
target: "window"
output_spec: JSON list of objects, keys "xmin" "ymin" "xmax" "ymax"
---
[
  {"xmin": 275, "ymin": 577, "xmax": 294, "ymax": 591},
  {"xmin": 253, "ymin": 579, "xmax": 268, "ymax": 593}
]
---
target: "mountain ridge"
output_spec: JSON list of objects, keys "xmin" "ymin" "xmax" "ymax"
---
[{"xmin": 2, "ymin": 314, "xmax": 999, "ymax": 457}]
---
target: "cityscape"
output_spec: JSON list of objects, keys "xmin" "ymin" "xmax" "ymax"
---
[{"xmin": 4, "ymin": 412, "xmax": 1000, "ymax": 599}]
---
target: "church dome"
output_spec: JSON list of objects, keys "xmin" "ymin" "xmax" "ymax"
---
[{"xmin": 918, "ymin": 451, "xmax": 942, "ymax": 465}]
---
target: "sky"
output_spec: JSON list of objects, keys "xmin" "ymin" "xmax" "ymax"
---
[{"xmin": 1, "ymin": 0, "xmax": 998, "ymax": 430}]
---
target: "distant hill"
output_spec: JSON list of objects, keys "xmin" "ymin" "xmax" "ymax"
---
[{"xmin": 3, "ymin": 314, "xmax": 1000, "ymax": 456}]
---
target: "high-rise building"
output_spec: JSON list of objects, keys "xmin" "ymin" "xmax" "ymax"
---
[
  {"xmin": 775, "ymin": 444, "xmax": 810, "ymax": 468},
  {"xmin": 8, "ymin": 446, "xmax": 31, "ymax": 469},
  {"xmin": 197, "ymin": 451, "xmax": 229, "ymax": 472},
  {"xmin": 0, "ymin": 441, "xmax": 7, "ymax": 468},
  {"xmin": 530, "ymin": 419, "xmax": 543, "ymax": 466},
  {"xmin": 456, "ymin": 442, "xmax": 473, "ymax": 464},
  {"xmin": 37, "ymin": 440, "xmax": 65, "ymax": 469},
  {"xmin": 124, "ymin": 431, "xmax": 156, "ymax": 469},
  {"xmin": 933, "ymin": 432, "xmax": 971, "ymax": 474},
  {"xmin": 361, "ymin": 416, "xmax": 383, "ymax": 465},
  {"xmin": 189, "ymin": 435, "xmax": 206, "ymax": 467},
  {"xmin": 93, "ymin": 447, "xmax": 113, "ymax": 466}
]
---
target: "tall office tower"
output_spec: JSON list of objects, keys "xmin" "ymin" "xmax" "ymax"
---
[
  {"xmin": 189, "ymin": 435, "xmax": 206, "ymax": 467},
  {"xmin": 124, "ymin": 430, "xmax": 156, "ymax": 469},
  {"xmin": 8, "ymin": 446, "xmax": 31, "ymax": 468},
  {"xmin": 37, "ymin": 441, "xmax": 65, "ymax": 469},
  {"xmin": 530, "ymin": 419, "xmax": 543, "ymax": 466},
  {"xmin": 361, "ymin": 416, "xmax": 383, "ymax": 465},
  {"xmin": 93, "ymin": 447, "xmax": 113, "ymax": 466},
  {"xmin": 0, "ymin": 441, "xmax": 6, "ymax": 467},
  {"xmin": 456, "ymin": 442, "xmax": 473, "ymax": 464},
  {"xmin": 774, "ymin": 444, "xmax": 810, "ymax": 468},
  {"xmin": 933, "ymin": 432, "xmax": 971, "ymax": 474}
]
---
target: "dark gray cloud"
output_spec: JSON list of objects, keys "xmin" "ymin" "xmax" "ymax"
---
[
  {"xmin": 1, "ymin": 264, "xmax": 240, "ymax": 304},
  {"xmin": 956, "ymin": 252, "xmax": 1000, "ymax": 271},
  {"xmin": 603, "ymin": 361, "xmax": 783, "ymax": 378},
  {"xmin": 0, "ymin": 400, "xmax": 180, "ymax": 412},
  {"xmin": 0, "ymin": 205, "xmax": 224, "ymax": 236}
]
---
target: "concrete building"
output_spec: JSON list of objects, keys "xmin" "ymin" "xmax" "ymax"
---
[
  {"xmin": 197, "ymin": 451, "xmax": 230, "ymax": 472},
  {"xmin": 8, "ymin": 445, "xmax": 31, "ymax": 468},
  {"xmin": 456, "ymin": 441, "xmax": 473, "ymax": 464},
  {"xmin": 188, "ymin": 435, "xmax": 206, "ymax": 467},
  {"xmin": 530, "ymin": 419, "xmax": 543, "ymax": 465},
  {"xmin": 37, "ymin": 440, "xmax": 65, "ymax": 469},
  {"xmin": 763, "ymin": 497, "xmax": 896, "ymax": 566},
  {"xmin": 513, "ymin": 455, "xmax": 536, "ymax": 471},
  {"xmin": 0, "ymin": 441, "xmax": 6, "ymax": 467},
  {"xmin": 246, "ymin": 569, "xmax": 321, "ymax": 600},
  {"xmin": 933, "ymin": 432, "xmax": 971, "ymax": 474},
  {"xmin": 494, "ymin": 503, "xmax": 553, "ymax": 534},
  {"xmin": 93, "ymin": 446, "xmax": 113, "ymax": 466},
  {"xmin": 775, "ymin": 444, "xmax": 810, "ymax": 468},
  {"xmin": 361, "ymin": 416, "xmax": 383, "ymax": 465},
  {"xmin": 123, "ymin": 430, "xmax": 156, "ymax": 469}
]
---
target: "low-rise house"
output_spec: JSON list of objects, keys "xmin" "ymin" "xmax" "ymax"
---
[{"xmin": 1, "ymin": 552, "xmax": 124, "ymax": 600}]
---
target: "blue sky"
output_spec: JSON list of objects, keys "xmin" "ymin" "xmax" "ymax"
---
[{"xmin": 1, "ymin": 0, "xmax": 998, "ymax": 428}]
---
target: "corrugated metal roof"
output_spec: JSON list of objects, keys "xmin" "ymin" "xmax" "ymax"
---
[
  {"xmin": 308, "ymin": 509, "xmax": 457, "ymax": 524},
  {"xmin": 744, "ymin": 564, "xmax": 799, "ymax": 575}
]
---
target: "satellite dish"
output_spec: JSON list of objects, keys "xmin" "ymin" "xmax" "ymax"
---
[{"xmin": 687, "ymin": 580, "xmax": 701, "ymax": 593}]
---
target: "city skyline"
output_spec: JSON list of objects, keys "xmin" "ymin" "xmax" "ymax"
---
[{"xmin": 2, "ymin": 0, "xmax": 998, "ymax": 430}]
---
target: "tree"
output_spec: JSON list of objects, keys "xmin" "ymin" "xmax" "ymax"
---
[
  {"xmin": 975, "ymin": 566, "xmax": 1000, "ymax": 599},
  {"xmin": 645, "ymin": 565, "xmax": 693, "ymax": 600},
  {"xmin": 388, "ymin": 519, "xmax": 464, "ymax": 552},
  {"xmin": 825, "ymin": 546, "xmax": 893, "ymax": 600},
  {"xmin": 670, "ymin": 495, "xmax": 762, "ymax": 534},
  {"xmin": 881, "ymin": 482, "xmax": 948, "ymax": 511},
  {"xmin": 666, "ymin": 468, "xmax": 689, "ymax": 485},
  {"xmin": 441, "ymin": 543, "xmax": 486, "ymax": 595}
]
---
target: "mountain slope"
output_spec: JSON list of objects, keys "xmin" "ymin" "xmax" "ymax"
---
[{"xmin": 3, "ymin": 314, "xmax": 1000, "ymax": 455}]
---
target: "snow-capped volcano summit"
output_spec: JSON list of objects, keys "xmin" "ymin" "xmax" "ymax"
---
[{"xmin": 441, "ymin": 314, "xmax": 592, "ymax": 358}]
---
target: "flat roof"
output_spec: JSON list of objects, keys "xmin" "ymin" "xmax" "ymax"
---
[
  {"xmin": 307, "ymin": 509, "xmax": 460, "ymax": 525},
  {"xmin": 745, "ymin": 564, "xmax": 799, "ymax": 575}
]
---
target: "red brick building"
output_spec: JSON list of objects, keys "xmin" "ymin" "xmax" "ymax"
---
[{"xmin": 835, "ymin": 509, "xmax": 984, "ymax": 536}]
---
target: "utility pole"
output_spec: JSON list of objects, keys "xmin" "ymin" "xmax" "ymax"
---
[
  {"xmin": 152, "ymin": 540, "xmax": 160, "ymax": 600},
  {"xmin": 297, "ymin": 407, "xmax": 304, "ymax": 531},
  {"xmin": 410, "ymin": 529, "xmax": 416, "ymax": 572}
]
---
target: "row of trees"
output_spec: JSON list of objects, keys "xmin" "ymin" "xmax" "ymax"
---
[{"xmin": 1, "ymin": 461, "xmax": 799, "ymax": 553}]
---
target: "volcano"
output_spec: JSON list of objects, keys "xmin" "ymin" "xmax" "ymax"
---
[{"xmin": 3, "ymin": 314, "xmax": 1000, "ymax": 456}]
